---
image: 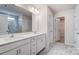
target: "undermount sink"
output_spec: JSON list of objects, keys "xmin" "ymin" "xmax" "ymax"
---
[
  {"xmin": 0, "ymin": 36, "xmax": 15, "ymax": 42},
  {"xmin": 0, "ymin": 32, "xmax": 39, "ymax": 43}
]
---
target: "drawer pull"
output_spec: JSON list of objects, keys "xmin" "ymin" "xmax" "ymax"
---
[
  {"xmin": 19, "ymin": 49, "xmax": 21, "ymax": 54},
  {"xmin": 16, "ymin": 50, "xmax": 18, "ymax": 55}
]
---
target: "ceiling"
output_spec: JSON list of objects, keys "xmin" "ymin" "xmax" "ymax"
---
[
  {"xmin": 0, "ymin": 4, "xmax": 32, "ymax": 16},
  {"xmin": 48, "ymin": 4, "xmax": 75, "ymax": 13},
  {"xmin": 0, "ymin": 4, "xmax": 75, "ymax": 16}
]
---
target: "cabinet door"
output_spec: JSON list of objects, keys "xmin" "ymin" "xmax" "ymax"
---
[
  {"xmin": 2, "ymin": 44, "xmax": 30, "ymax": 55},
  {"xmin": 37, "ymin": 34, "xmax": 45, "ymax": 53},
  {"xmin": 19, "ymin": 44, "xmax": 30, "ymax": 55},
  {"xmin": 2, "ymin": 49, "xmax": 18, "ymax": 55},
  {"xmin": 30, "ymin": 37, "xmax": 36, "ymax": 55}
]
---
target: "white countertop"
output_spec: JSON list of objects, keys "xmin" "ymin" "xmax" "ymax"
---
[{"xmin": 0, "ymin": 32, "xmax": 45, "ymax": 46}]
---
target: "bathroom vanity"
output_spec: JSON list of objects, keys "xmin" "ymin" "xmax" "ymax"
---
[
  {"xmin": 0, "ymin": 32, "xmax": 46, "ymax": 55},
  {"xmin": 0, "ymin": 4, "xmax": 46, "ymax": 55}
]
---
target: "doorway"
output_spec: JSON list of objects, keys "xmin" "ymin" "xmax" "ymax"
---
[{"xmin": 56, "ymin": 17, "xmax": 65, "ymax": 43}]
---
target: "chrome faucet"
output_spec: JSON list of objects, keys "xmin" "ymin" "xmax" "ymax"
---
[
  {"xmin": 6, "ymin": 30, "xmax": 14, "ymax": 38},
  {"xmin": 10, "ymin": 33, "xmax": 14, "ymax": 38}
]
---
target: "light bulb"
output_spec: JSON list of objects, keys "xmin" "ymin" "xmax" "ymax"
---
[
  {"xmin": 35, "ymin": 9, "xmax": 39, "ymax": 14},
  {"xmin": 31, "ymin": 7, "xmax": 35, "ymax": 10}
]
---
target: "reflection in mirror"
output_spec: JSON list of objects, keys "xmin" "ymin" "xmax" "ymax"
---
[
  {"xmin": 0, "ymin": 4, "xmax": 32, "ymax": 35},
  {"xmin": 8, "ymin": 15, "xmax": 21, "ymax": 33}
]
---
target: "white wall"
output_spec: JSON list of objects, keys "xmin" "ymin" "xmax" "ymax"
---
[
  {"xmin": 54, "ymin": 9, "xmax": 75, "ymax": 45},
  {"xmin": 32, "ymin": 13, "xmax": 39, "ymax": 33},
  {"xmin": 32, "ymin": 5, "xmax": 48, "ymax": 33},
  {"xmin": 74, "ymin": 5, "xmax": 79, "ymax": 49},
  {"xmin": 39, "ymin": 6, "xmax": 48, "ymax": 33},
  {"xmin": 47, "ymin": 7, "xmax": 54, "ymax": 44},
  {"xmin": 0, "ymin": 14, "xmax": 8, "ymax": 35},
  {"xmin": 22, "ymin": 15, "xmax": 32, "ymax": 32}
]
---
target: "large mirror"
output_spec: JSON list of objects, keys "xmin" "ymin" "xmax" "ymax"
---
[{"xmin": 0, "ymin": 4, "xmax": 32, "ymax": 35}]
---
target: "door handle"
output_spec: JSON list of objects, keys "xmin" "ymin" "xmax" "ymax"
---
[{"xmin": 16, "ymin": 49, "xmax": 21, "ymax": 55}]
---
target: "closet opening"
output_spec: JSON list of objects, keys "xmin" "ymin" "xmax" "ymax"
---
[{"xmin": 56, "ymin": 17, "xmax": 65, "ymax": 43}]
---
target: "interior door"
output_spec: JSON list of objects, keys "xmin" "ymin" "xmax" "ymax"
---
[{"xmin": 59, "ymin": 17, "xmax": 64, "ymax": 43}]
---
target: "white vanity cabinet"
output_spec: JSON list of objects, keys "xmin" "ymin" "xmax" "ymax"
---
[
  {"xmin": 30, "ymin": 34, "xmax": 45, "ymax": 55},
  {"xmin": 30, "ymin": 34, "xmax": 46, "ymax": 54},
  {"xmin": 0, "ymin": 33, "xmax": 46, "ymax": 55},
  {"xmin": 1, "ymin": 38, "xmax": 30, "ymax": 55},
  {"xmin": 2, "ymin": 44, "xmax": 30, "ymax": 55}
]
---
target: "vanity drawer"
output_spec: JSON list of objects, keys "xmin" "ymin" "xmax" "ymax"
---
[
  {"xmin": 0, "ymin": 38, "xmax": 30, "ymax": 54},
  {"xmin": 38, "ymin": 33, "xmax": 45, "ymax": 39},
  {"xmin": 31, "ymin": 37, "xmax": 36, "ymax": 42}
]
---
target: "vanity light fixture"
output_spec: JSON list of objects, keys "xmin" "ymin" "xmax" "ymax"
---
[
  {"xmin": 34, "ymin": 9, "xmax": 39, "ymax": 14},
  {"xmin": 31, "ymin": 7, "xmax": 35, "ymax": 10},
  {"xmin": 31, "ymin": 7, "xmax": 39, "ymax": 15}
]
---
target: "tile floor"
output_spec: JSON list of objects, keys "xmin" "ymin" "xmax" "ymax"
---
[{"xmin": 40, "ymin": 42, "xmax": 79, "ymax": 55}]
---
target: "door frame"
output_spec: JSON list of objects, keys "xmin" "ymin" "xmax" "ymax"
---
[{"xmin": 55, "ymin": 16, "xmax": 65, "ymax": 43}]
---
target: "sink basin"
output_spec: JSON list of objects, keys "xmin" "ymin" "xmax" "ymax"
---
[
  {"xmin": 0, "ymin": 33, "xmax": 33, "ymax": 44},
  {"xmin": 0, "ymin": 36, "xmax": 14, "ymax": 42}
]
